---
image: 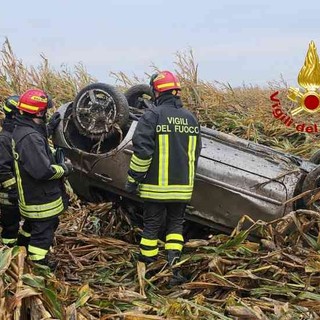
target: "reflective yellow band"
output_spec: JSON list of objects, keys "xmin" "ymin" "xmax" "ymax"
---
[
  {"xmin": 188, "ymin": 135, "xmax": 197, "ymax": 185},
  {"xmin": 140, "ymin": 191, "xmax": 192, "ymax": 200},
  {"xmin": 19, "ymin": 102, "xmax": 39, "ymax": 112},
  {"xmin": 166, "ymin": 233, "xmax": 184, "ymax": 242},
  {"xmin": 2, "ymin": 177, "xmax": 16, "ymax": 188},
  {"xmin": 0, "ymin": 192, "xmax": 9, "ymax": 199},
  {"xmin": 28, "ymin": 245, "xmax": 48, "ymax": 256},
  {"xmin": 2, "ymin": 238, "xmax": 17, "ymax": 245},
  {"xmin": 140, "ymin": 184, "xmax": 193, "ymax": 192},
  {"xmin": 165, "ymin": 243, "xmax": 183, "ymax": 251},
  {"xmin": 20, "ymin": 197, "xmax": 62, "ymax": 212},
  {"xmin": 19, "ymin": 228, "xmax": 31, "ymax": 238},
  {"xmin": 128, "ymin": 175, "xmax": 136, "ymax": 183},
  {"xmin": 0, "ymin": 198, "xmax": 13, "ymax": 205},
  {"xmin": 0, "ymin": 192, "xmax": 13, "ymax": 205},
  {"xmin": 13, "ymin": 140, "xmax": 25, "ymax": 205},
  {"xmin": 19, "ymin": 197, "xmax": 64, "ymax": 219},
  {"xmin": 3, "ymin": 105, "xmax": 12, "ymax": 113},
  {"xmin": 140, "ymin": 248, "xmax": 159, "ymax": 257},
  {"xmin": 140, "ymin": 238, "xmax": 158, "ymax": 246},
  {"xmin": 50, "ymin": 165, "xmax": 64, "ymax": 180},
  {"xmin": 158, "ymin": 134, "xmax": 169, "ymax": 186},
  {"xmin": 132, "ymin": 154, "xmax": 152, "ymax": 166},
  {"xmin": 20, "ymin": 203, "xmax": 64, "ymax": 219},
  {"xmin": 29, "ymin": 254, "xmax": 46, "ymax": 261},
  {"xmin": 157, "ymin": 82, "xmax": 180, "ymax": 89},
  {"xmin": 129, "ymin": 161, "xmax": 149, "ymax": 172},
  {"xmin": 8, "ymin": 99, "xmax": 18, "ymax": 107}
]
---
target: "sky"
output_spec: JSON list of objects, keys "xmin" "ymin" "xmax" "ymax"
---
[{"xmin": 1, "ymin": 0, "xmax": 320, "ymax": 87}]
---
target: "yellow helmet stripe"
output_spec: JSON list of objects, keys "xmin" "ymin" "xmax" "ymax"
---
[
  {"xmin": 157, "ymin": 82, "xmax": 181, "ymax": 89},
  {"xmin": 19, "ymin": 102, "xmax": 39, "ymax": 111}
]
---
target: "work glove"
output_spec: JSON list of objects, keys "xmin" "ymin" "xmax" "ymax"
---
[
  {"xmin": 7, "ymin": 188, "xmax": 18, "ymax": 204},
  {"xmin": 55, "ymin": 147, "xmax": 65, "ymax": 165},
  {"xmin": 47, "ymin": 112, "xmax": 61, "ymax": 137},
  {"xmin": 125, "ymin": 181, "xmax": 139, "ymax": 195},
  {"xmin": 61, "ymin": 160, "xmax": 74, "ymax": 177}
]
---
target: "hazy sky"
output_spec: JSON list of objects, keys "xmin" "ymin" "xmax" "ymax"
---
[{"xmin": 1, "ymin": 0, "xmax": 319, "ymax": 87}]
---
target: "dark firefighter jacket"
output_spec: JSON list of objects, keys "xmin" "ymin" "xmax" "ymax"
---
[
  {"xmin": 128, "ymin": 93, "xmax": 202, "ymax": 202},
  {"xmin": 12, "ymin": 116, "xmax": 66, "ymax": 220},
  {"xmin": 0, "ymin": 119, "xmax": 17, "ymax": 206}
]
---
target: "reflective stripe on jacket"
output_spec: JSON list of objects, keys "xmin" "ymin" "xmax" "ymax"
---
[{"xmin": 128, "ymin": 94, "xmax": 202, "ymax": 202}]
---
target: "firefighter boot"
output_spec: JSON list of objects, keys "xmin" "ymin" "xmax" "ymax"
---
[
  {"xmin": 167, "ymin": 250, "xmax": 187, "ymax": 287},
  {"xmin": 17, "ymin": 233, "xmax": 30, "ymax": 249},
  {"xmin": 138, "ymin": 255, "xmax": 158, "ymax": 279},
  {"xmin": 33, "ymin": 256, "xmax": 58, "ymax": 272}
]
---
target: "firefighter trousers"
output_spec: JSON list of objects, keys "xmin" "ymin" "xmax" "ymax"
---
[
  {"xmin": 17, "ymin": 216, "xmax": 59, "ymax": 262},
  {"xmin": 0, "ymin": 205, "xmax": 20, "ymax": 246},
  {"xmin": 139, "ymin": 202, "xmax": 186, "ymax": 262}
]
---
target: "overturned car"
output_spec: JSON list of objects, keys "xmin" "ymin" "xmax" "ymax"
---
[{"xmin": 53, "ymin": 83, "xmax": 320, "ymax": 235}]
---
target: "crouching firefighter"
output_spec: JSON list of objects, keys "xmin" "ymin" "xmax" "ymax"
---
[
  {"xmin": 12, "ymin": 89, "xmax": 73, "ymax": 267},
  {"xmin": 0, "ymin": 95, "xmax": 20, "ymax": 246},
  {"xmin": 125, "ymin": 71, "xmax": 202, "ymax": 286}
]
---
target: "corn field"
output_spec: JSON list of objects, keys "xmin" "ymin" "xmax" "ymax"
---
[{"xmin": 1, "ymin": 38, "xmax": 320, "ymax": 319}]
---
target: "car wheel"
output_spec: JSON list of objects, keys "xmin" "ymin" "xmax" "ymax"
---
[
  {"xmin": 72, "ymin": 83, "xmax": 129, "ymax": 140},
  {"xmin": 301, "ymin": 166, "xmax": 320, "ymax": 210},
  {"xmin": 124, "ymin": 84, "xmax": 155, "ymax": 109}
]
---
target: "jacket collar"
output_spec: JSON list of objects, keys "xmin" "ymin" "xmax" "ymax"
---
[
  {"xmin": 2, "ymin": 118, "xmax": 15, "ymax": 133},
  {"xmin": 15, "ymin": 115, "xmax": 48, "ymax": 138},
  {"xmin": 156, "ymin": 93, "xmax": 183, "ymax": 109}
]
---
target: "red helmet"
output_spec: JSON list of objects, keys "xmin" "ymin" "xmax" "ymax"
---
[
  {"xmin": 150, "ymin": 71, "xmax": 181, "ymax": 93},
  {"xmin": 17, "ymin": 89, "xmax": 52, "ymax": 115}
]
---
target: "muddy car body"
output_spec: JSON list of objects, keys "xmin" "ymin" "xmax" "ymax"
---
[{"xmin": 53, "ymin": 83, "xmax": 319, "ymax": 233}]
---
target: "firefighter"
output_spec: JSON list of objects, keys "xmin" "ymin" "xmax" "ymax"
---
[
  {"xmin": 0, "ymin": 95, "xmax": 20, "ymax": 246},
  {"xmin": 125, "ymin": 71, "xmax": 202, "ymax": 285},
  {"xmin": 12, "ymin": 88, "xmax": 72, "ymax": 267}
]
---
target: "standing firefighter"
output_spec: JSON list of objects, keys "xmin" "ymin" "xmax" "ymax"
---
[
  {"xmin": 12, "ymin": 89, "xmax": 72, "ymax": 267},
  {"xmin": 125, "ymin": 71, "xmax": 202, "ymax": 285},
  {"xmin": 0, "ymin": 96, "xmax": 20, "ymax": 246}
]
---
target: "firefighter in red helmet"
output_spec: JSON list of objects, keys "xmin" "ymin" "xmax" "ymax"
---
[
  {"xmin": 0, "ymin": 95, "xmax": 21, "ymax": 246},
  {"xmin": 125, "ymin": 71, "xmax": 202, "ymax": 286},
  {"xmin": 12, "ymin": 89, "xmax": 72, "ymax": 268}
]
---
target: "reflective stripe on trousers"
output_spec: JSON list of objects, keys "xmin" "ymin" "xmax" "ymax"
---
[
  {"xmin": 165, "ymin": 233, "xmax": 184, "ymax": 252},
  {"xmin": 139, "ymin": 237, "xmax": 159, "ymax": 258},
  {"xmin": 2, "ymin": 238, "xmax": 17, "ymax": 245},
  {"xmin": 28, "ymin": 245, "xmax": 48, "ymax": 261}
]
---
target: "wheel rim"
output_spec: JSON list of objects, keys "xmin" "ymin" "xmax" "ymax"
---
[{"xmin": 75, "ymin": 88, "xmax": 117, "ymax": 136}]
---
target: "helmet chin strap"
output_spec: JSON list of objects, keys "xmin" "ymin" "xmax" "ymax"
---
[{"xmin": 152, "ymin": 90, "xmax": 160, "ymax": 106}]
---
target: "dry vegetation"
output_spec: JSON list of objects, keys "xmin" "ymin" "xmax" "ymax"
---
[
  {"xmin": 2, "ymin": 202, "xmax": 320, "ymax": 319},
  {"xmin": 1, "ymin": 39, "xmax": 320, "ymax": 319}
]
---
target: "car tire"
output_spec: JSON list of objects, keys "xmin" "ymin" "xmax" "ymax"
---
[
  {"xmin": 301, "ymin": 166, "xmax": 320, "ymax": 209},
  {"xmin": 72, "ymin": 83, "xmax": 129, "ymax": 140},
  {"xmin": 124, "ymin": 84, "xmax": 155, "ymax": 109}
]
